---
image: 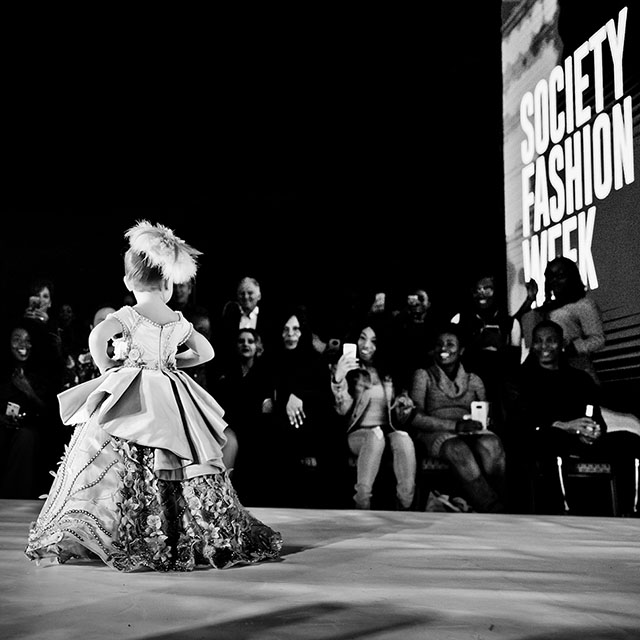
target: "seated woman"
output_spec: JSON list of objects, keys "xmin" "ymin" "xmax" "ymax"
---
[
  {"xmin": 0, "ymin": 323, "xmax": 65, "ymax": 498},
  {"xmin": 266, "ymin": 305, "xmax": 338, "ymax": 508},
  {"xmin": 504, "ymin": 319, "xmax": 640, "ymax": 515},
  {"xmin": 407, "ymin": 324, "xmax": 507, "ymax": 513},
  {"xmin": 211, "ymin": 328, "xmax": 273, "ymax": 505},
  {"xmin": 331, "ymin": 319, "xmax": 416, "ymax": 510}
]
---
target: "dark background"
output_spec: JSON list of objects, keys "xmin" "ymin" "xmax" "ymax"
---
[{"xmin": 2, "ymin": 3, "xmax": 507, "ymax": 338}]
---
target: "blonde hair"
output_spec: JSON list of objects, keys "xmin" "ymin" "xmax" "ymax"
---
[
  {"xmin": 123, "ymin": 249, "xmax": 166, "ymax": 290},
  {"xmin": 123, "ymin": 220, "xmax": 202, "ymax": 289}
]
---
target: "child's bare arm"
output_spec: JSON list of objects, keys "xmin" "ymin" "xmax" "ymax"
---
[
  {"xmin": 176, "ymin": 330, "xmax": 215, "ymax": 368},
  {"xmin": 88, "ymin": 317, "xmax": 122, "ymax": 374}
]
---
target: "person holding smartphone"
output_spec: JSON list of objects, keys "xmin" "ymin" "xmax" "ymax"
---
[
  {"xmin": 331, "ymin": 319, "xmax": 417, "ymax": 510},
  {"xmin": 23, "ymin": 277, "xmax": 53, "ymax": 325},
  {"xmin": 388, "ymin": 286, "xmax": 440, "ymax": 391},
  {"xmin": 407, "ymin": 324, "xmax": 507, "ymax": 513},
  {"xmin": 21, "ymin": 277, "xmax": 65, "ymax": 371}
]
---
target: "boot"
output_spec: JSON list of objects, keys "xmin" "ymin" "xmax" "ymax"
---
[
  {"xmin": 465, "ymin": 476, "xmax": 505, "ymax": 513},
  {"xmin": 354, "ymin": 483, "xmax": 372, "ymax": 510},
  {"xmin": 395, "ymin": 486, "xmax": 415, "ymax": 510}
]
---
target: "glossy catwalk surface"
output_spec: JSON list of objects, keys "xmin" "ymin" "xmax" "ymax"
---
[{"xmin": 1, "ymin": 500, "xmax": 639, "ymax": 639}]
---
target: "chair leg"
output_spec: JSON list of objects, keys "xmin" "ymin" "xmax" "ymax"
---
[
  {"xmin": 556, "ymin": 456, "xmax": 570, "ymax": 514},
  {"xmin": 633, "ymin": 458, "xmax": 639, "ymax": 516},
  {"xmin": 610, "ymin": 476, "xmax": 619, "ymax": 517}
]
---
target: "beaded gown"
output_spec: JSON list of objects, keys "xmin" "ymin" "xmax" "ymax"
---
[{"xmin": 24, "ymin": 306, "xmax": 282, "ymax": 571}]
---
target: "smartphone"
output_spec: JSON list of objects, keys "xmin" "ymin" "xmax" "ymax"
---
[
  {"xmin": 6, "ymin": 402, "xmax": 21, "ymax": 418},
  {"xmin": 342, "ymin": 342, "xmax": 357, "ymax": 359},
  {"xmin": 470, "ymin": 401, "xmax": 489, "ymax": 428}
]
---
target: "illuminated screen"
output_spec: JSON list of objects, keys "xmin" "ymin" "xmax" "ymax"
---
[{"xmin": 501, "ymin": 1, "xmax": 640, "ymax": 409}]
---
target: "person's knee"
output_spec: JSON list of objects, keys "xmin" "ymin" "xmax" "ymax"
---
[
  {"xmin": 476, "ymin": 433, "xmax": 505, "ymax": 460},
  {"xmin": 388, "ymin": 430, "xmax": 414, "ymax": 453},
  {"xmin": 365, "ymin": 426, "xmax": 386, "ymax": 452},
  {"xmin": 440, "ymin": 437, "xmax": 472, "ymax": 466}
]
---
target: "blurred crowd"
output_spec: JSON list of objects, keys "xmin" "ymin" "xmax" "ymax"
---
[{"xmin": 2, "ymin": 261, "xmax": 639, "ymax": 516}]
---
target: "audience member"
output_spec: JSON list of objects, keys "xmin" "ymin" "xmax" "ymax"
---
[
  {"xmin": 519, "ymin": 257, "xmax": 605, "ymax": 385},
  {"xmin": 0, "ymin": 323, "xmax": 65, "ymax": 498},
  {"xmin": 342, "ymin": 289, "xmax": 393, "ymax": 337},
  {"xmin": 76, "ymin": 306, "xmax": 117, "ymax": 383},
  {"xmin": 183, "ymin": 309, "xmax": 216, "ymax": 391},
  {"xmin": 389, "ymin": 285, "xmax": 440, "ymax": 391},
  {"xmin": 217, "ymin": 276, "xmax": 276, "ymax": 372},
  {"xmin": 93, "ymin": 306, "xmax": 116, "ymax": 326},
  {"xmin": 503, "ymin": 319, "xmax": 640, "ymax": 515},
  {"xmin": 318, "ymin": 287, "xmax": 365, "ymax": 351},
  {"xmin": 56, "ymin": 302, "xmax": 89, "ymax": 361},
  {"xmin": 450, "ymin": 274, "xmax": 521, "ymax": 432},
  {"xmin": 3, "ymin": 256, "xmax": 633, "ymax": 517},
  {"xmin": 266, "ymin": 305, "xmax": 338, "ymax": 508},
  {"xmin": 212, "ymin": 328, "xmax": 274, "ymax": 505},
  {"xmin": 23, "ymin": 277, "xmax": 55, "ymax": 325},
  {"xmin": 331, "ymin": 318, "xmax": 417, "ymax": 510},
  {"xmin": 55, "ymin": 301, "xmax": 90, "ymax": 389},
  {"xmin": 368, "ymin": 291, "xmax": 388, "ymax": 318},
  {"xmin": 407, "ymin": 324, "xmax": 507, "ymax": 513},
  {"xmin": 20, "ymin": 277, "xmax": 66, "ymax": 393},
  {"xmin": 172, "ymin": 279, "xmax": 209, "ymax": 321}
]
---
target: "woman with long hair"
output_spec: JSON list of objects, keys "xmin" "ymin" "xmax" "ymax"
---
[{"xmin": 331, "ymin": 318, "xmax": 417, "ymax": 510}]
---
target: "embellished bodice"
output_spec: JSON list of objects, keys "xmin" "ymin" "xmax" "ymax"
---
[
  {"xmin": 110, "ymin": 306, "xmax": 193, "ymax": 371},
  {"xmin": 56, "ymin": 305, "xmax": 227, "ymax": 479}
]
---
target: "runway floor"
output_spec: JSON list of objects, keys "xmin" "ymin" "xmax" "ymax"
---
[{"xmin": 1, "ymin": 499, "xmax": 639, "ymax": 640}]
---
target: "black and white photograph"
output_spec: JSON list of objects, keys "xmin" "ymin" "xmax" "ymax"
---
[{"xmin": 2, "ymin": 2, "xmax": 639, "ymax": 638}]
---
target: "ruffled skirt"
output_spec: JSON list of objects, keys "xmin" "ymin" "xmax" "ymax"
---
[{"xmin": 24, "ymin": 416, "xmax": 283, "ymax": 572}]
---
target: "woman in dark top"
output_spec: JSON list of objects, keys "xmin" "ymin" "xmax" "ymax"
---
[
  {"xmin": 212, "ymin": 328, "xmax": 273, "ymax": 505},
  {"xmin": 0, "ymin": 323, "xmax": 64, "ymax": 498},
  {"xmin": 266, "ymin": 305, "xmax": 337, "ymax": 508}
]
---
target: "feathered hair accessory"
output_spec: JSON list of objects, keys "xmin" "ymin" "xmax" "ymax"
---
[{"xmin": 125, "ymin": 220, "xmax": 202, "ymax": 283}]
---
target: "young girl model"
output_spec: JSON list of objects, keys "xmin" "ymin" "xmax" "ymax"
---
[{"xmin": 24, "ymin": 220, "xmax": 283, "ymax": 571}]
